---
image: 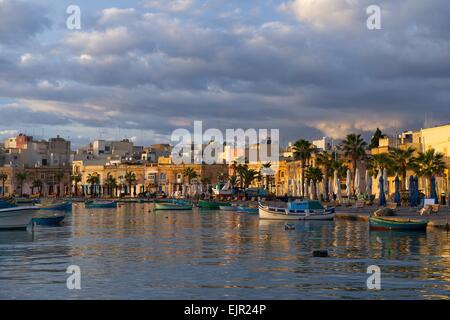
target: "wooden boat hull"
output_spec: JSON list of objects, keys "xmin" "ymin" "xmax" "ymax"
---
[
  {"xmin": 85, "ymin": 201, "xmax": 117, "ymax": 209},
  {"xmin": 32, "ymin": 212, "xmax": 66, "ymax": 226},
  {"xmin": 198, "ymin": 200, "xmax": 230, "ymax": 209},
  {"xmin": 154, "ymin": 203, "xmax": 192, "ymax": 210},
  {"xmin": 0, "ymin": 206, "xmax": 37, "ymax": 230},
  {"xmin": 36, "ymin": 201, "xmax": 72, "ymax": 211},
  {"xmin": 369, "ymin": 217, "xmax": 428, "ymax": 231},
  {"xmin": 258, "ymin": 204, "xmax": 335, "ymax": 220}
]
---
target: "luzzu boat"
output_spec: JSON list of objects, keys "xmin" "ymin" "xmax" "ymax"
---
[
  {"xmin": 258, "ymin": 200, "xmax": 335, "ymax": 220},
  {"xmin": 236, "ymin": 206, "xmax": 258, "ymax": 214},
  {"xmin": 219, "ymin": 205, "xmax": 237, "ymax": 211},
  {"xmin": 198, "ymin": 200, "xmax": 230, "ymax": 209},
  {"xmin": 154, "ymin": 200, "xmax": 192, "ymax": 210},
  {"xmin": 0, "ymin": 198, "xmax": 37, "ymax": 230},
  {"xmin": 32, "ymin": 212, "xmax": 66, "ymax": 226},
  {"xmin": 85, "ymin": 200, "xmax": 117, "ymax": 209},
  {"xmin": 36, "ymin": 201, "xmax": 72, "ymax": 211},
  {"xmin": 369, "ymin": 216, "xmax": 428, "ymax": 231}
]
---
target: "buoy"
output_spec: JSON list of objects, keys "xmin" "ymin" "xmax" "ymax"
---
[{"xmin": 312, "ymin": 250, "xmax": 328, "ymax": 257}]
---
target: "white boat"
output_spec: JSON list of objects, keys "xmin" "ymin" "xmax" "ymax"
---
[
  {"xmin": 0, "ymin": 206, "xmax": 38, "ymax": 230},
  {"xmin": 212, "ymin": 181, "xmax": 234, "ymax": 196},
  {"xmin": 258, "ymin": 200, "xmax": 335, "ymax": 220}
]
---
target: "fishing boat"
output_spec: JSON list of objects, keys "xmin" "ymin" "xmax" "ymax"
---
[
  {"xmin": 154, "ymin": 200, "xmax": 192, "ymax": 210},
  {"xmin": 36, "ymin": 201, "xmax": 72, "ymax": 211},
  {"xmin": 369, "ymin": 216, "xmax": 428, "ymax": 231},
  {"xmin": 198, "ymin": 200, "xmax": 230, "ymax": 209},
  {"xmin": 212, "ymin": 181, "xmax": 234, "ymax": 196},
  {"xmin": 32, "ymin": 212, "xmax": 66, "ymax": 226},
  {"xmin": 0, "ymin": 199, "xmax": 37, "ymax": 230},
  {"xmin": 85, "ymin": 200, "xmax": 117, "ymax": 209},
  {"xmin": 258, "ymin": 200, "xmax": 335, "ymax": 220},
  {"xmin": 236, "ymin": 206, "xmax": 258, "ymax": 214}
]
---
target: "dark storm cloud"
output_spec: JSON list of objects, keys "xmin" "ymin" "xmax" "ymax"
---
[{"xmin": 0, "ymin": 0, "xmax": 450, "ymax": 143}]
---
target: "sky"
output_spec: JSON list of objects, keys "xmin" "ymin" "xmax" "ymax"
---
[{"xmin": 0, "ymin": 0, "xmax": 450, "ymax": 148}]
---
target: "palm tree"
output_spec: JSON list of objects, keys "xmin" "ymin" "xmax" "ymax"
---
[
  {"xmin": 340, "ymin": 133, "xmax": 367, "ymax": 195},
  {"xmin": 183, "ymin": 167, "xmax": 198, "ymax": 197},
  {"xmin": 260, "ymin": 162, "xmax": 272, "ymax": 190},
  {"xmin": 389, "ymin": 147, "xmax": 416, "ymax": 190},
  {"xmin": 305, "ymin": 167, "xmax": 323, "ymax": 200},
  {"xmin": 71, "ymin": 173, "xmax": 82, "ymax": 196},
  {"xmin": 105, "ymin": 175, "xmax": 117, "ymax": 197},
  {"xmin": 331, "ymin": 159, "xmax": 348, "ymax": 180},
  {"xmin": 315, "ymin": 151, "xmax": 334, "ymax": 201},
  {"xmin": 236, "ymin": 163, "xmax": 249, "ymax": 189},
  {"xmin": 86, "ymin": 173, "xmax": 100, "ymax": 196},
  {"xmin": 292, "ymin": 139, "xmax": 315, "ymax": 196},
  {"xmin": 15, "ymin": 172, "xmax": 27, "ymax": 196},
  {"xmin": 0, "ymin": 172, "xmax": 7, "ymax": 197},
  {"xmin": 241, "ymin": 168, "xmax": 259, "ymax": 189},
  {"xmin": 216, "ymin": 172, "xmax": 228, "ymax": 183},
  {"xmin": 228, "ymin": 174, "xmax": 238, "ymax": 189},
  {"xmin": 124, "ymin": 171, "xmax": 137, "ymax": 196},
  {"xmin": 369, "ymin": 153, "xmax": 394, "ymax": 176},
  {"xmin": 413, "ymin": 149, "xmax": 446, "ymax": 196},
  {"xmin": 31, "ymin": 179, "xmax": 43, "ymax": 196}
]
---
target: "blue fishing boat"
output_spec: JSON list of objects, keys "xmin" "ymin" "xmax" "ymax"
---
[
  {"xmin": 36, "ymin": 201, "xmax": 72, "ymax": 211},
  {"xmin": 32, "ymin": 212, "xmax": 66, "ymax": 226},
  {"xmin": 85, "ymin": 200, "xmax": 117, "ymax": 209}
]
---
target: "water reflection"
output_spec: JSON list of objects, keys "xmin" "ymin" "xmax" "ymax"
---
[{"xmin": 0, "ymin": 204, "xmax": 449, "ymax": 299}]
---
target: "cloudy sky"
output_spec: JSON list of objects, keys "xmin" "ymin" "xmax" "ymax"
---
[{"xmin": 1, "ymin": 0, "xmax": 449, "ymax": 148}]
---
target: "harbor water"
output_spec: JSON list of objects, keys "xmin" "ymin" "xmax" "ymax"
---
[{"xmin": 0, "ymin": 203, "xmax": 449, "ymax": 299}]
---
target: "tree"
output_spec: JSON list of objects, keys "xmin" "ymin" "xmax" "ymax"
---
[
  {"xmin": 216, "ymin": 172, "xmax": 228, "ymax": 183},
  {"xmin": 124, "ymin": 171, "xmax": 137, "ymax": 196},
  {"xmin": 340, "ymin": 133, "xmax": 367, "ymax": 195},
  {"xmin": 389, "ymin": 147, "xmax": 416, "ymax": 190},
  {"xmin": 71, "ymin": 174, "xmax": 82, "ymax": 196},
  {"xmin": 413, "ymin": 149, "xmax": 446, "ymax": 196},
  {"xmin": 106, "ymin": 175, "xmax": 117, "ymax": 197},
  {"xmin": 236, "ymin": 163, "xmax": 249, "ymax": 189},
  {"xmin": 0, "ymin": 172, "xmax": 7, "ymax": 197},
  {"xmin": 331, "ymin": 159, "xmax": 348, "ymax": 180},
  {"xmin": 241, "ymin": 168, "xmax": 259, "ymax": 189},
  {"xmin": 86, "ymin": 173, "xmax": 100, "ymax": 196},
  {"xmin": 315, "ymin": 151, "xmax": 334, "ymax": 201},
  {"xmin": 369, "ymin": 128, "xmax": 385, "ymax": 149},
  {"xmin": 292, "ymin": 139, "xmax": 315, "ymax": 196},
  {"xmin": 260, "ymin": 162, "xmax": 272, "ymax": 190},
  {"xmin": 31, "ymin": 179, "xmax": 43, "ymax": 196},
  {"xmin": 183, "ymin": 167, "xmax": 198, "ymax": 197},
  {"xmin": 369, "ymin": 153, "xmax": 394, "ymax": 176},
  {"xmin": 305, "ymin": 167, "xmax": 323, "ymax": 200},
  {"xmin": 15, "ymin": 172, "xmax": 27, "ymax": 196}
]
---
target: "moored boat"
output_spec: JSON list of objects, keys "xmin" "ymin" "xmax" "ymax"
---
[
  {"xmin": 236, "ymin": 206, "xmax": 258, "ymax": 214},
  {"xmin": 85, "ymin": 200, "xmax": 117, "ymax": 209},
  {"xmin": 154, "ymin": 201, "xmax": 193, "ymax": 210},
  {"xmin": 36, "ymin": 201, "xmax": 72, "ymax": 211},
  {"xmin": 258, "ymin": 200, "xmax": 335, "ymax": 220},
  {"xmin": 369, "ymin": 216, "xmax": 428, "ymax": 231},
  {"xmin": 0, "ymin": 206, "xmax": 37, "ymax": 230},
  {"xmin": 198, "ymin": 200, "xmax": 230, "ymax": 209},
  {"xmin": 32, "ymin": 212, "xmax": 66, "ymax": 226}
]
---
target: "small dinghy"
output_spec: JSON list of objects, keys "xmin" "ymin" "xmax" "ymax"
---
[
  {"xmin": 85, "ymin": 200, "xmax": 117, "ymax": 209},
  {"xmin": 32, "ymin": 212, "xmax": 66, "ymax": 226},
  {"xmin": 369, "ymin": 216, "xmax": 428, "ymax": 231},
  {"xmin": 258, "ymin": 200, "xmax": 335, "ymax": 220}
]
